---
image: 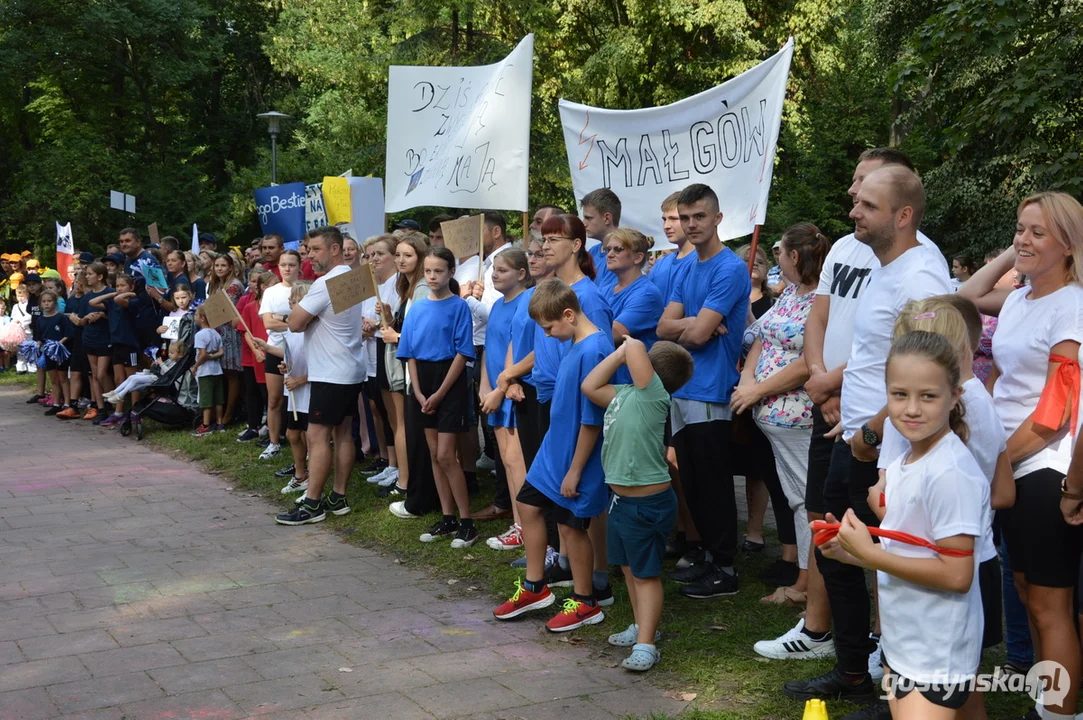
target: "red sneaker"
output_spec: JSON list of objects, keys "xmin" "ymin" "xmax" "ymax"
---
[
  {"xmin": 546, "ymin": 597, "xmax": 605, "ymax": 633},
  {"xmin": 493, "ymin": 580, "xmax": 555, "ymax": 620}
]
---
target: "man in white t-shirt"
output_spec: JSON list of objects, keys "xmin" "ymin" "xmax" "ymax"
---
[
  {"xmin": 781, "ymin": 160, "xmax": 951, "ymax": 713},
  {"xmin": 276, "ymin": 226, "xmax": 366, "ymax": 526}
]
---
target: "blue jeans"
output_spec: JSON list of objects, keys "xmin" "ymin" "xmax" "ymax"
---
[{"xmin": 999, "ymin": 537, "xmax": 1034, "ymax": 668}]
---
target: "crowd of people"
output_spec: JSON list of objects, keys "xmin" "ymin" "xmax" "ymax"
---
[{"xmin": 3, "ymin": 146, "xmax": 1083, "ymax": 720}]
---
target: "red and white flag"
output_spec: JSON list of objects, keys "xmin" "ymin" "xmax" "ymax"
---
[{"xmin": 56, "ymin": 221, "xmax": 74, "ymax": 287}]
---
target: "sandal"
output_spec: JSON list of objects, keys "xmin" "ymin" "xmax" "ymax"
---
[
  {"xmin": 760, "ymin": 586, "xmax": 807, "ymax": 607},
  {"xmin": 608, "ymin": 623, "xmax": 662, "ymax": 648},
  {"xmin": 621, "ymin": 643, "xmax": 660, "ymax": 672}
]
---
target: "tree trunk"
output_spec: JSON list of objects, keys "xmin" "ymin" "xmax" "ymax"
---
[{"xmin": 451, "ymin": 9, "xmax": 459, "ymax": 57}]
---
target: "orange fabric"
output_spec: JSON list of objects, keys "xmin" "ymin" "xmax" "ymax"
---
[
  {"xmin": 811, "ymin": 520, "xmax": 974, "ymax": 557},
  {"xmin": 1033, "ymin": 353, "xmax": 1080, "ymax": 438}
]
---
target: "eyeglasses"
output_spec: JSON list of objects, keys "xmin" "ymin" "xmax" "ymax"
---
[
  {"xmin": 525, "ymin": 251, "xmax": 540, "ymax": 259},
  {"xmin": 604, "ymin": 246, "xmax": 627, "ymax": 255}
]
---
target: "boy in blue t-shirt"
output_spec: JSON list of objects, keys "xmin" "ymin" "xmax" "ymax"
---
[
  {"xmin": 191, "ymin": 306, "xmax": 226, "ymax": 436},
  {"xmin": 493, "ymin": 279, "xmax": 613, "ymax": 633},
  {"xmin": 582, "ymin": 337, "xmax": 693, "ymax": 671}
]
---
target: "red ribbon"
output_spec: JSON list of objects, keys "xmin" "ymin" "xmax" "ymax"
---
[
  {"xmin": 811, "ymin": 520, "xmax": 974, "ymax": 557},
  {"xmin": 1033, "ymin": 354, "xmax": 1080, "ymax": 438}
]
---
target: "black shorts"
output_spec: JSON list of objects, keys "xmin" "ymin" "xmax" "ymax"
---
[
  {"xmin": 376, "ymin": 338, "xmax": 390, "ymax": 391},
  {"xmin": 804, "ymin": 404, "xmax": 834, "ymax": 515},
  {"xmin": 882, "ymin": 655, "xmax": 971, "ymax": 710},
  {"xmin": 516, "ymin": 480, "xmax": 591, "ymax": 530},
  {"xmin": 978, "ymin": 557, "xmax": 1003, "ymax": 649},
  {"xmin": 84, "ymin": 344, "xmax": 110, "ymax": 359},
  {"xmin": 1001, "ymin": 467, "xmax": 1083, "ymax": 587},
  {"xmin": 111, "ymin": 344, "xmax": 139, "ymax": 368},
  {"xmin": 137, "ymin": 327, "xmax": 159, "ymax": 352},
  {"xmin": 413, "ymin": 359, "xmax": 470, "ymax": 434},
  {"xmin": 285, "ymin": 410, "xmax": 309, "ymax": 432},
  {"xmin": 263, "ymin": 354, "xmax": 282, "ymax": 376},
  {"xmin": 308, "ymin": 381, "xmax": 362, "ymax": 427},
  {"xmin": 69, "ymin": 337, "xmax": 88, "ymax": 373},
  {"xmin": 44, "ymin": 358, "xmax": 70, "ymax": 372}
]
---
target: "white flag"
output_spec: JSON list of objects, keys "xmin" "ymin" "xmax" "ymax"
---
[
  {"xmin": 191, "ymin": 223, "xmax": 200, "ymax": 255},
  {"xmin": 559, "ymin": 39, "xmax": 793, "ymax": 242},
  {"xmin": 56, "ymin": 222, "xmax": 74, "ymax": 256}
]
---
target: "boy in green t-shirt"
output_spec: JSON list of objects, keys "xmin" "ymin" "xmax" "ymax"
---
[{"xmin": 582, "ymin": 337, "xmax": 693, "ymax": 672}]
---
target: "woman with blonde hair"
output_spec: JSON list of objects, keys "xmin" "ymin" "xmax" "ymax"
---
[
  {"xmin": 207, "ymin": 252, "xmax": 245, "ymax": 427},
  {"xmin": 960, "ymin": 191, "xmax": 1083, "ymax": 720}
]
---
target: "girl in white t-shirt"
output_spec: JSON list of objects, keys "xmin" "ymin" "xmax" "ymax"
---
[
  {"xmin": 958, "ymin": 192, "xmax": 1083, "ymax": 719},
  {"xmin": 871, "ymin": 295, "xmax": 1014, "ymax": 719},
  {"xmin": 821, "ymin": 330, "xmax": 985, "ymax": 719},
  {"xmin": 259, "ymin": 250, "xmax": 302, "ymax": 454}
]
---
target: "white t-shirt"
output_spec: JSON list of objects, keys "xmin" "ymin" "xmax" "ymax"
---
[
  {"xmin": 879, "ymin": 432, "xmax": 985, "ymax": 685},
  {"xmin": 879, "ymin": 378, "xmax": 1003, "ymax": 562},
  {"xmin": 373, "ymin": 273, "xmax": 399, "ymax": 341},
  {"xmin": 992, "ymin": 284, "xmax": 1083, "ymax": 478},
  {"xmin": 282, "ymin": 330, "xmax": 310, "ymax": 414},
  {"xmin": 258, "ymin": 283, "xmax": 292, "ymax": 349},
  {"xmin": 297, "ymin": 264, "xmax": 366, "ymax": 385},
  {"xmin": 840, "ymin": 244, "xmax": 953, "ymax": 439},
  {"xmin": 817, "ymin": 232, "xmax": 946, "ymax": 371}
]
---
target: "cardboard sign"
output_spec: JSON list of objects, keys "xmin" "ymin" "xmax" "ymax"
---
[
  {"xmin": 201, "ymin": 289, "xmax": 238, "ymax": 331},
  {"xmin": 148, "ymin": 222, "xmax": 160, "ymax": 246},
  {"xmin": 161, "ymin": 316, "xmax": 182, "ymax": 340},
  {"xmin": 326, "ymin": 265, "xmax": 377, "ymax": 314},
  {"xmin": 441, "ymin": 215, "xmax": 485, "ymax": 262}
]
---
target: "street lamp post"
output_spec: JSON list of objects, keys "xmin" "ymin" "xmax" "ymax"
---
[{"xmin": 256, "ymin": 111, "xmax": 292, "ymax": 185}]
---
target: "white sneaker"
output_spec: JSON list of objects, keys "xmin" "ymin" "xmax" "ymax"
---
[
  {"xmin": 259, "ymin": 443, "xmax": 281, "ymax": 460},
  {"xmin": 377, "ymin": 468, "xmax": 400, "ymax": 487},
  {"xmin": 868, "ymin": 634, "xmax": 884, "ymax": 682},
  {"xmin": 280, "ymin": 476, "xmax": 308, "ymax": 495},
  {"xmin": 753, "ymin": 619, "xmax": 836, "ymax": 660},
  {"xmin": 476, "ymin": 454, "xmax": 496, "ymax": 471},
  {"xmin": 367, "ymin": 466, "xmax": 394, "ymax": 484},
  {"xmin": 258, "ymin": 424, "xmax": 269, "ymax": 438},
  {"xmin": 389, "ymin": 501, "xmax": 422, "ymax": 519}
]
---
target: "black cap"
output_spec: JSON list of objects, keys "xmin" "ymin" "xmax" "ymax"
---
[
  {"xmin": 103, "ymin": 252, "xmax": 125, "ymax": 265},
  {"xmin": 198, "ymin": 232, "xmax": 218, "ymax": 247},
  {"xmin": 77, "ymin": 252, "xmax": 96, "ymax": 264},
  {"xmin": 394, "ymin": 219, "xmax": 421, "ymax": 231},
  {"xmin": 24, "ymin": 272, "xmax": 41, "ymax": 284}
]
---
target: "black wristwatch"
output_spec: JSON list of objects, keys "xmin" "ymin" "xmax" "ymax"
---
[{"xmin": 861, "ymin": 423, "xmax": 880, "ymax": 447}]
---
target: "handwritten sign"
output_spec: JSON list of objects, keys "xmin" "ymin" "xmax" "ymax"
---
[
  {"xmin": 305, "ymin": 183, "xmax": 327, "ymax": 231},
  {"xmin": 327, "ymin": 265, "xmax": 377, "ymax": 314},
  {"xmin": 441, "ymin": 215, "xmax": 484, "ymax": 262},
  {"xmin": 201, "ymin": 290, "xmax": 237, "ymax": 331},
  {"xmin": 385, "ymin": 35, "xmax": 534, "ymax": 213},
  {"xmin": 558, "ymin": 39, "xmax": 793, "ymax": 242},
  {"xmin": 322, "ymin": 176, "xmax": 352, "ymax": 225}
]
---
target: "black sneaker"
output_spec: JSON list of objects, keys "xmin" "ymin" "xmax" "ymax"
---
[
  {"xmin": 675, "ymin": 545, "xmax": 706, "ymax": 570},
  {"xmin": 840, "ymin": 700, "xmax": 891, "ymax": 720},
  {"xmin": 25, "ymin": 394, "xmax": 43, "ymax": 404},
  {"xmin": 668, "ymin": 559, "xmax": 712, "ymax": 584},
  {"xmin": 44, "ymin": 405, "xmax": 62, "ymax": 416},
  {"xmin": 322, "ymin": 494, "xmax": 351, "ymax": 516},
  {"xmin": 275, "ymin": 501, "xmax": 326, "ymax": 526},
  {"xmin": 593, "ymin": 583, "xmax": 614, "ymax": 607},
  {"xmin": 679, "ymin": 564, "xmax": 739, "ymax": 599},
  {"xmin": 757, "ymin": 559, "xmax": 800, "ymax": 587},
  {"xmin": 543, "ymin": 562, "xmax": 574, "ymax": 588},
  {"xmin": 361, "ymin": 457, "xmax": 388, "ymax": 474},
  {"xmin": 450, "ymin": 524, "xmax": 479, "ymax": 549},
  {"xmin": 782, "ymin": 668, "xmax": 877, "ymax": 703},
  {"xmin": 378, "ymin": 483, "xmax": 406, "ymax": 498},
  {"xmin": 236, "ymin": 428, "xmax": 260, "ymax": 442},
  {"xmin": 274, "ymin": 463, "xmax": 297, "ymax": 478},
  {"xmin": 420, "ymin": 519, "xmax": 459, "ymax": 543}
]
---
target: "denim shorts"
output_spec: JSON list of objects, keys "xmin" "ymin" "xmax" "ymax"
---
[{"xmin": 607, "ymin": 487, "xmax": 677, "ymax": 579}]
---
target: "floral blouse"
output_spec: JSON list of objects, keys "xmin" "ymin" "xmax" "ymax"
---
[
  {"xmin": 753, "ymin": 284, "xmax": 815, "ymax": 429},
  {"xmin": 973, "ymin": 313, "xmax": 997, "ymax": 384}
]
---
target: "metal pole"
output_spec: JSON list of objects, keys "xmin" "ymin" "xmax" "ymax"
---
[{"xmin": 270, "ymin": 134, "xmax": 278, "ymax": 185}]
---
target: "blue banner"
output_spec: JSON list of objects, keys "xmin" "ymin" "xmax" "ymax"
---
[{"xmin": 254, "ymin": 183, "xmax": 306, "ymax": 246}]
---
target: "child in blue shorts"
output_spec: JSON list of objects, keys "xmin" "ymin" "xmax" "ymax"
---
[{"xmin": 582, "ymin": 336, "xmax": 693, "ymax": 671}]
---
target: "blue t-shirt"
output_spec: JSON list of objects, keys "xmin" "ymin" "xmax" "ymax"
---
[
  {"xmin": 396, "ymin": 295, "xmax": 475, "ymax": 362},
  {"xmin": 104, "ymin": 297, "xmax": 139, "ymax": 350},
  {"xmin": 510, "ymin": 287, "xmax": 536, "ymax": 387},
  {"xmin": 485, "ymin": 291, "xmax": 529, "ymax": 428},
  {"xmin": 531, "ymin": 277, "xmax": 614, "ymax": 403},
  {"xmin": 672, "ymin": 248, "xmax": 750, "ymax": 404},
  {"xmin": 124, "ymin": 250, "xmax": 158, "ymax": 276},
  {"xmin": 609, "ymin": 275, "xmax": 664, "ymax": 384},
  {"xmin": 80, "ymin": 288, "xmax": 113, "ymax": 348},
  {"xmin": 526, "ymin": 330, "xmax": 614, "ymax": 518},
  {"xmin": 650, "ymin": 250, "xmax": 696, "ymax": 304},
  {"xmin": 189, "ymin": 278, "xmax": 207, "ymax": 302},
  {"xmin": 590, "ymin": 243, "xmax": 617, "ymax": 292},
  {"xmin": 129, "ymin": 292, "xmax": 160, "ymax": 331},
  {"xmin": 65, "ymin": 295, "xmax": 85, "ymax": 340},
  {"xmin": 32, "ymin": 313, "xmax": 72, "ymax": 343}
]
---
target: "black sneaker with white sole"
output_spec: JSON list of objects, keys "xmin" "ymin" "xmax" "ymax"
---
[
  {"xmin": 274, "ymin": 463, "xmax": 297, "ymax": 478},
  {"xmin": 679, "ymin": 564, "xmax": 739, "ymax": 599},
  {"xmin": 378, "ymin": 483, "xmax": 407, "ymax": 498},
  {"xmin": 543, "ymin": 562, "xmax": 574, "ymax": 588},
  {"xmin": 275, "ymin": 501, "xmax": 326, "ymax": 526},
  {"xmin": 782, "ymin": 668, "xmax": 877, "ymax": 703},
  {"xmin": 593, "ymin": 583, "xmax": 615, "ymax": 607},
  {"xmin": 450, "ymin": 524, "xmax": 479, "ymax": 549},
  {"xmin": 322, "ymin": 494, "xmax": 351, "ymax": 516},
  {"xmin": 420, "ymin": 519, "xmax": 459, "ymax": 543},
  {"xmin": 668, "ymin": 560, "xmax": 712, "ymax": 584}
]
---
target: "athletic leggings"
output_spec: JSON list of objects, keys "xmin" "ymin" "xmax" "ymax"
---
[{"xmin": 242, "ymin": 366, "xmax": 267, "ymax": 432}]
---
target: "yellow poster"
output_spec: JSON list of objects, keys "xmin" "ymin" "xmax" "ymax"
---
[{"xmin": 322, "ymin": 176, "xmax": 352, "ymax": 225}]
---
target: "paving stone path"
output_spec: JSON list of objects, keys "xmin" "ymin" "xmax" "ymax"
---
[{"xmin": 0, "ymin": 386, "xmax": 688, "ymax": 719}]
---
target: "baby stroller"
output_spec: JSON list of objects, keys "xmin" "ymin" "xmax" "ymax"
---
[{"xmin": 121, "ymin": 316, "xmax": 200, "ymax": 440}]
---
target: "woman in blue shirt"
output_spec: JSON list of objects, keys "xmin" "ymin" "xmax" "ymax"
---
[
  {"xmin": 76, "ymin": 262, "xmax": 115, "ymax": 423},
  {"xmin": 604, "ymin": 228, "xmax": 664, "ymax": 384}
]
